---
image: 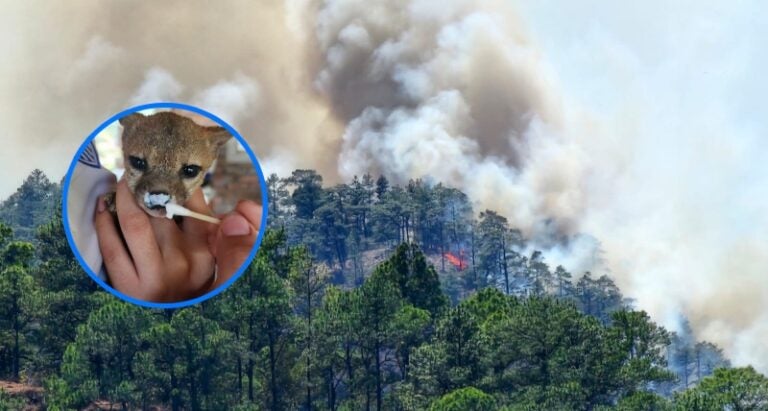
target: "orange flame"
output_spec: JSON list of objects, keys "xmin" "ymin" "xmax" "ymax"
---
[{"xmin": 444, "ymin": 252, "xmax": 465, "ymax": 270}]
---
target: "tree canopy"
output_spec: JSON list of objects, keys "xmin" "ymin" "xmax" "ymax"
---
[{"xmin": 0, "ymin": 169, "xmax": 758, "ymax": 410}]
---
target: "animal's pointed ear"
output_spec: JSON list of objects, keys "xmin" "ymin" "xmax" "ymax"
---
[
  {"xmin": 205, "ymin": 126, "xmax": 232, "ymax": 149},
  {"xmin": 119, "ymin": 112, "xmax": 145, "ymax": 128}
]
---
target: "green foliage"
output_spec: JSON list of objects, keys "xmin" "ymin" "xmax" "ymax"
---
[
  {"xmin": 662, "ymin": 318, "xmax": 731, "ymax": 394},
  {"xmin": 406, "ymin": 291, "xmax": 675, "ymax": 410},
  {"xmin": 673, "ymin": 367, "xmax": 768, "ymax": 410},
  {"xmin": 375, "ymin": 175, "xmax": 389, "ymax": 199},
  {"xmin": 313, "ymin": 286, "xmax": 357, "ymax": 409},
  {"xmin": 408, "ymin": 303, "xmax": 486, "ymax": 400},
  {"xmin": 2, "ymin": 241, "xmax": 34, "ymax": 268},
  {"xmin": 355, "ymin": 269, "xmax": 403, "ymax": 409},
  {"xmin": 391, "ymin": 305, "xmax": 431, "ymax": 368},
  {"xmin": 553, "ymin": 265, "xmax": 574, "ymax": 299},
  {"xmin": 429, "ymin": 386, "xmax": 496, "ymax": 411},
  {"xmin": 0, "ymin": 260, "xmax": 40, "ymax": 381},
  {"xmin": 266, "ymin": 173, "xmax": 289, "ymax": 223},
  {"xmin": 575, "ymin": 272, "xmax": 624, "ymax": 323},
  {"xmin": 313, "ymin": 187, "xmax": 349, "ymax": 270},
  {"xmin": 58, "ymin": 301, "xmax": 153, "ymax": 408},
  {"xmin": 0, "ymin": 223, "xmax": 12, "ymax": 249},
  {"xmin": 286, "ymin": 169, "xmax": 324, "ymax": 220},
  {"xmin": 371, "ymin": 185, "xmax": 411, "ymax": 245},
  {"xmin": 475, "ymin": 211, "xmax": 511, "ymax": 290},
  {"xmin": 288, "ymin": 246, "xmax": 330, "ymax": 410},
  {"xmin": 0, "ymin": 169, "xmax": 760, "ymax": 411},
  {"xmin": 137, "ymin": 308, "xmax": 242, "ymax": 410},
  {"xmin": 372, "ymin": 242, "xmax": 448, "ymax": 315},
  {"xmin": 33, "ymin": 208, "xmax": 100, "ymax": 376},
  {"xmin": 608, "ymin": 311, "xmax": 675, "ymax": 396},
  {"xmin": 43, "ymin": 376, "xmax": 78, "ymax": 411},
  {"xmin": 0, "ymin": 169, "xmax": 59, "ymax": 242},
  {"xmin": 612, "ymin": 391, "xmax": 672, "ymax": 411},
  {"xmin": 0, "ymin": 389, "xmax": 26, "ymax": 411},
  {"xmin": 238, "ymin": 235, "xmax": 297, "ymax": 410}
]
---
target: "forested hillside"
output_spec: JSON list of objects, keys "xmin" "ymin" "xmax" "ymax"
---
[{"xmin": 0, "ymin": 169, "xmax": 765, "ymax": 410}]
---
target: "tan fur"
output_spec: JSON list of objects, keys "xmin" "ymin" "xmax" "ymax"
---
[{"xmin": 116, "ymin": 111, "xmax": 231, "ymax": 217}]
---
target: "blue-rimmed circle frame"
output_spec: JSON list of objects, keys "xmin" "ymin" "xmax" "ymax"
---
[{"xmin": 62, "ymin": 102, "xmax": 269, "ymax": 309}]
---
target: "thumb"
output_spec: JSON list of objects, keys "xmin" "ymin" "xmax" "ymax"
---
[{"xmin": 213, "ymin": 213, "xmax": 257, "ymax": 289}]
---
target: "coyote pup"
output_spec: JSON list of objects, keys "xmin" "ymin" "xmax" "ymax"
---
[{"xmin": 106, "ymin": 111, "xmax": 231, "ymax": 217}]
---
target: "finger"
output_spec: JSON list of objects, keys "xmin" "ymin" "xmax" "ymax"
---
[
  {"xmin": 213, "ymin": 213, "xmax": 257, "ymax": 289},
  {"xmin": 148, "ymin": 215, "xmax": 196, "ymax": 289},
  {"xmin": 207, "ymin": 230, "xmax": 218, "ymax": 257},
  {"xmin": 186, "ymin": 248, "xmax": 216, "ymax": 295},
  {"xmin": 207, "ymin": 201, "xmax": 261, "ymax": 259},
  {"xmin": 234, "ymin": 200, "xmax": 263, "ymax": 230},
  {"xmin": 149, "ymin": 215, "xmax": 184, "ymax": 251},
  {"xmin": 115, "ymin": 179, "xmax": 163, "ymax": 276},
  {"xmin": 151, "ymin": 209, "xmax": 216, "ymax": 299},
  {"xmin": 182, "ymin": 188, "xmax": 215, "ymax": 240},
  {"xmin": 94, "ymin": 196, "xmax": 139, "ymax": 291}
]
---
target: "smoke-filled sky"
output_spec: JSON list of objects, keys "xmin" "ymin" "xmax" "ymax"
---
[{"xmin": 1, "ymin": 1, "xmax": 766, "ymax": 371}]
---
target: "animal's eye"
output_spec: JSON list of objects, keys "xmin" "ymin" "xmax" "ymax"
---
[
  {"xmin": 128, "ymin": 156, "xmax": 147, "ymax": 171},
  {"xmin": 181, "ymin": 165, "xmax": 202, "ymax": 179}
]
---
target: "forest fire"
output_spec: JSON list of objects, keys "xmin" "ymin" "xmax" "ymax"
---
[{"xmin": 444, "ymin": 252, "xmax": 466, "ymax": 271}]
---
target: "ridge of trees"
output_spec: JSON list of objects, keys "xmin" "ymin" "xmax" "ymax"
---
[
  {"xmin": 0, "ymin": 169, "xmax": 758, "ymax": 410},
  {"xmin": 268, "ymin": 169, "xmax": 731, "ymax": 389}
]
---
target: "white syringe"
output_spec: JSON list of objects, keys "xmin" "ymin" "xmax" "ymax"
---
[{"xmin": 164, "ymin": 203, "xmax": 221, "ymax": 224}]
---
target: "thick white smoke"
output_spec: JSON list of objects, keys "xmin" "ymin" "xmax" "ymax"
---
[
  {"xmin": 0, "ymin": 0, "xmax": 766, "ymax": 372},
  {"xmin": 312, "ymin": 0, "xmax": 584, "ymax": 237},
  {"xmin": 0, "ymin": 1, "xmax": 340, "ymax": 196},
  {"xmin": 308, "ymin": 0, "xmax": 768, "ymax": 372}
]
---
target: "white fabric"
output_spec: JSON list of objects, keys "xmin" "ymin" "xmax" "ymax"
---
[{"xmin": 67, "ymin": 148, "xmax": 116, "ymax": 281}]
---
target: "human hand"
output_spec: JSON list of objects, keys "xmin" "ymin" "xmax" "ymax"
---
[
  {"xmin": 208, "ymin": 200, "xmax": 262, "ymax": 289},
  {"xmin": 94, "ymin": 180, "xmax": 216, "ymax": 302}
]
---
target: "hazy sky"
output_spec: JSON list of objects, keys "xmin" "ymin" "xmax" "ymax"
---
[{"xmin": 516, "ymin": 0, "xmax": 768, "ymax": 367}]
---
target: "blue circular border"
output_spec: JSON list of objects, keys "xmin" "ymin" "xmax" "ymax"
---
[{"xmin": 62, "ymin": 102, "xmax": 269, "ymax": 309}]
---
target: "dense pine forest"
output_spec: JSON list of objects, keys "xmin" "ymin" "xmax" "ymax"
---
[{"xmin": 0, "ymin": 169, "xmax": 766, "ymax": 410}]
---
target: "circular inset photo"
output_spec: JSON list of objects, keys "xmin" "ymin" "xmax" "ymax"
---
[{"xmin": 63, "ymin": 102, "xmax": 268, "ymax": 308}]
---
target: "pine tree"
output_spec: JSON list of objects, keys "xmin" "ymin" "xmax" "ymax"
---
[
  {"xmin": 314, "ymin": 286, "xmax": 357, "ymax": 410},
  {"xmin": 553, "ymin": 265, "xmax": 574, "ymax": 299},
  {"xmin": 265, "ymin": 173, "xmax": 289, "ymax": 225},
  {"xmin": 313, "ymin": 187, "xmax": 349, "ymax": 274},
  {"xmin": 289, "ymin": 247, "xmax": 330, "ymax": 410},
  {"xmin": 0, "ymin": 232, "xmax": 38, "ymax": 381},
  {"xmin": 429, "ymin": 387, "xmax": 496, "ymax": 411},
  {"xmin": 372, "ymin": 243, "xmax": 448, "ymax": 316},
  {"xmin": 57, "ymin": 301, "xmax": 154, "ymax": 408},
  {"xmin": 137, "ymin": 307, "xmax": 241, "ymax": 411},
  {"xmin": 0, "ymin": 169, "xmax": 58, "ymax": 241},
  {"xmin": 526, "ymin": 250, "xmax": 552, "ymax": 296},
  {"xmin": 693, "ymin": 341, "xmax": 730, "ymax": 382},
  {"xmin": 34, "ymin": 207, "xmax": 100, "ymax": 375},
  {"xmin": 371, "ymin": 186, "xmax": 410, "ymax": 245},
  {"xmin": 476, "ymin": 210, "xmax": 513, "ymax": 292},
  {"xmin": 575, "ymin": 272, "xmax": 624, "ymax": 322},
  {"xmin": 286, "ymin": 169, "xmax": 324, "ymax": 220},
  {"xmin": 355, "ymin": 271, "xmax": 403, "ymax": 411},
  {"xmin": 673, "ymin": 367, "xmax": 768, "ymax": 410},
  {"xmin": 0, "ymin": 263, "xmax": 38, "ymax": 381},
  {"xmin": 375, "ymin": 175, "xmax": 389, "ymax": 200},
  {"xmin": 608, "ymin": 310, "xmax": 674, "ymax": 397}
]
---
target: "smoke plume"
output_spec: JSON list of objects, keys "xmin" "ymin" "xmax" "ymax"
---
[{"xmin": 1, "ymin": 0, "xmax": 766, "ymax": 371}]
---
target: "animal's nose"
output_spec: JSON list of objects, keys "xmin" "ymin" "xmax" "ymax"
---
[{"xmin": 144, "ymin": 191, "xmax": 171, "ymax": 209}]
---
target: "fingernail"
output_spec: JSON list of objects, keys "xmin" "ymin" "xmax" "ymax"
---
[
  {"xmin": 221, "ymin": 215, "xmax": 251, "ymax": 237},
  {"xmin": 97, "ymin": 197, "xmax": 106, "ymax": 213}
]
